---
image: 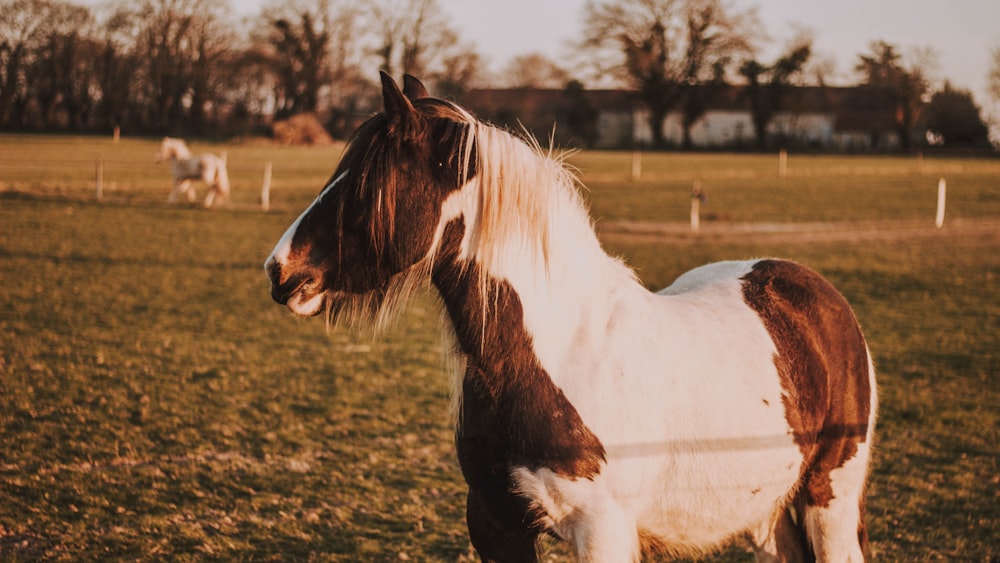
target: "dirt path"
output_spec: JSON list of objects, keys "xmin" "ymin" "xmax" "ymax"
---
[{"xmin": 596, "ymin": 217, "xmax": 1000, "ymax": 245}]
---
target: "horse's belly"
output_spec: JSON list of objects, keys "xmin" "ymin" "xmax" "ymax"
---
[{"xmin": 613, "ymin": 441, "xmax": 803, "ymax": 548}]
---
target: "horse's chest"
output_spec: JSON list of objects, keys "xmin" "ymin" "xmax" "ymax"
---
[{"xmin": 455, "ymin": 360, "xmax": 606, "ymax": 487}]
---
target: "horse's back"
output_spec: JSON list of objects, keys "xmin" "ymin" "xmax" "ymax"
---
[{"xmin": 661, "ymin": 258, "xmax": 873, "ymax": 447}]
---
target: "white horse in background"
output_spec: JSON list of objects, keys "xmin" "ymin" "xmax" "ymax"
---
[{"xmin": 154, "ymin": 137, "xmax": 231, "ymax": 208}]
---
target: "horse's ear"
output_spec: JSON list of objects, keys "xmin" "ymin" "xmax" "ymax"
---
[
  {"xmin": 380, "ymin": 71, "xmax": 415, "ymax": 120},
  {"xmin": 402, "ymin": 74, "xmax": 429, "ymax": 100}
]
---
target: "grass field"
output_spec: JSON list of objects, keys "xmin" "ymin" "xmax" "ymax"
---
[{"xmin": 1, "ymin": 135, "xmax": 998, "ymax": 560}]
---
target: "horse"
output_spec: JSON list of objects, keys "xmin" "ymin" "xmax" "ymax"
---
[
  {"xmin": 264, "ymin": 72, "xmax": 877, "ymax": 562},
  {"xmin": 154, "ymin": 137, "xmax": 231, "ymax": 208}
]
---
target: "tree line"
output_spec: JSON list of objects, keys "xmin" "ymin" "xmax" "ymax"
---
[
  {"xmin": 1, "ymin": 0, "xmax": 993, "ymax": 148},
  {"xmin": 0, "ymin": 0, "xmax": 482, "ymax": 137}
]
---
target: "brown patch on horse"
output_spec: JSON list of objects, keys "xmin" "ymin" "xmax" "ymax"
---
[
  {"xmin": 432, "ymin": 218, "xmax": 606, "ymax": 554},
  {"xmin": 741, "ymin": 260, "xmax": 871, "ymax": 508},
  {"xmin": 434, "ymin": 219, "xmax": 607, "ymax": 478}
]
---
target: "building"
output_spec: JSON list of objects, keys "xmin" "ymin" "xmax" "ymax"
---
[{"xmin": 459, "ymin": 85, "xmax": 901, "ymax": 152}]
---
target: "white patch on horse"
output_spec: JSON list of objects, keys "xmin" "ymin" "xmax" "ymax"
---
[{"xmin": 269, "ymin": 171, "xmax": 348, "ymax": 266}]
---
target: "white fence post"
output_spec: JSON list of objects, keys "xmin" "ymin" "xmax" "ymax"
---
[
  {"xmin": 778, "ymin": 149, "xmax": 788, "ymax": 178},
  {"xmin": 690, "ymin": 180, "xmax": 702, "ymax": 233},
  {"xmin": 935, "ymin": 177, "xmax": 946, "ymax": 228},
  {"xmin": 261, "ymin": 161, "xmax": 273, "ymax": 211},
  {"xmin": 95, "ymin": 159, "xmax": 103, "ymax": 202}
]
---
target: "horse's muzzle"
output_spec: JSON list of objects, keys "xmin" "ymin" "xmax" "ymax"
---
[
  {"xmin": 265, "ymin": 257, "xmax": 326, "ymax": 316},
  {"xmin": 265, "ymin": 257, "xmax": 293, "ymax": 304}
]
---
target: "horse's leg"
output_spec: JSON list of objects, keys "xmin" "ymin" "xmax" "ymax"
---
[
  {"xmin": 801, "ymin": 440, "xmax": 871, "ymax": 562},
  {"xmin": 513, "ymin": 467, "xmax": 639, "ymax": 563},
  {"xmin": 466, "ymin": 488, "xmax": 539, "ymax": 563},
  {"xmin": 182, "ymin": 180, "xmax": 196, "ymax": 202},
  {"xmin": 750, "ymin": 501, "xmax": 809, "ymax": 563},
  {"xmin": 167, "ymin": 179, "xmax": 182, "ymax": 203},
  {"xmin": 203, "ymin": 185, "xmax": 216, "ymax": 208}
]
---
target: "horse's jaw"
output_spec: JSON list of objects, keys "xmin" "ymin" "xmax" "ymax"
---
[{"xmin": 285, "ymin": 289, "xmax": 326, "ymax": 317}]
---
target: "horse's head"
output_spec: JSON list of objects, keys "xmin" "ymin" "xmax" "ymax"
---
[
  {"xmin": 154, "ymin": 137, "xmax": 191, "ymax": 162},
  {"xmin": 265, "ymin": 72, "xmax": 476, "ymax": 319}
]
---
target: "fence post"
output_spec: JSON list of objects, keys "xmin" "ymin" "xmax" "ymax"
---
[
  {"xmin": 935, "ymin": 177, "xmax": 946, "ymax": 228},
  {"xmin": 778, "ymin": 149, "xmax": 788, "ymax": 178},
  {"xmin": 95, "ymin": 159, "xmax": 103, "ymax": 202},
  {"xmin": 690, "ymin": 180, "xmax": 702, "ymax": 233},
  {"xmin": 261, "ymin": 161, "xmax": 273, "ymax": 211},
  {"xmin": 631, "ymin": 149, "xmax": 641, "ymax": 182}
]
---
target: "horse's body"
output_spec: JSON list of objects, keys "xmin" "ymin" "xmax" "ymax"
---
[
  {"xmin": 154, "ymin": 137, "xmax": 230, "ymax": 208},
  {"xmin": 265, "ymin": 73, "xmax": 876, "ymax": 562}
]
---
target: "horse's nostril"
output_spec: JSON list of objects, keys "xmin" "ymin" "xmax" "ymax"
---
[{"xmin": 265, "ymin": 257, "xmax": 282, "ymax": 287}]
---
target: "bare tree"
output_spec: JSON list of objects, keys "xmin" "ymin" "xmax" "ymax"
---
[
  {"xmin": 93, "ymin": 5, "xmax": 143, "ymax": 132},
  {"xmin": 257, "ymin": 0, "xmax": 365, "ymax": 122},
  {"xmin": 855, "ymin": 40, "xmax": 936, "ymax": 150},
  {"xmin": 101, "ymin": 0, "xmax": 234, "ymax": 133},
  {"xmin": 0, "ymin": 0, "xmax": 54, "ymax": 127},
  {"xmin": 23, "ymin": 2, "xmax": 98, "ymax": 130},
  {"xmin": 988, "ymin": 46, "xmax": 1000, "ymax": 105},
  {"xmin": 367, "ymin": 0, "xmax": 482, "ymax": 94},
  {"xmin": 739, "ymin": 35, "xmax": 812, "ymax": 149},
  {"xmin": 581, "ymin": 0, "xmax": 757, "ymax": 147},
  {"xmin": 500, "ymin": 53, "xmax": 571, "ymax": 89}
]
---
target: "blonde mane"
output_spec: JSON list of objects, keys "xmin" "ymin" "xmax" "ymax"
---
[{"xmin": 461, "ymin": 121, "xmax": 592, "ymax": 284}]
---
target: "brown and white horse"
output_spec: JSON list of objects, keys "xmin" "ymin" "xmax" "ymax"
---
[
  {"xmin": 154, "ymin": 137, "xmax": 230, "ymax": 208},
  {"xmin": 265, "ymin": 73, "xmax": 877, "ymax": 562}
]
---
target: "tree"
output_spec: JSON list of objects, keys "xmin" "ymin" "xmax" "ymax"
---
[
  {"xmin": 367, "ymin": 0, "xmax": 481, "ymax": 95},
  {"xmin": 101, "ymin": 0, "xmax": 236, "ymax": 134},
  {"xmin": 500, "ymin": 53, "xmax": 570, "ymax": 89},
  {"xmin": 28, "ymin": 2, "xmax": 99, "ymax": 130},
  {"xmin": 924, "ymin": 82, "xmax": 989, "ymax": 147},
  {"xmin": 581, "ymin": 0, "xmax": 756, "ymax": 147},
  {"xmin": 93, "ymin": 6, "xmax": 143, "ymax": 132},
  {"xmin": 267, "ymin": 9, "xmax": 332, "ymax": 118},
  {"xmin": 0, "ymin": 0, "xmax": 53, "ymax": 127},
  {"xmin": 855, "ymin": 40, "xmax": 933, "ymax": 150},
  {"xmin": 989, "ymin": 46, "xmax": 1000, "ymax": 106},
  {"xmin": 738, "ymin": 37, "xmax": 812, "ymax": 149}
]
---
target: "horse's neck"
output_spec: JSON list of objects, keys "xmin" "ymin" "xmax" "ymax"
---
[
  {"xmin": 169, "ymin": 143, "xmax": 192, "ymax": 160},
  {"xmin": 432, "ymin": 204, "xmax": 640, "ymax": 374}
]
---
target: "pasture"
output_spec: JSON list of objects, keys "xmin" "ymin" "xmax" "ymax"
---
[{"xmin": 1, "ymin": 134, "xmax": 998, "ymax": 560}]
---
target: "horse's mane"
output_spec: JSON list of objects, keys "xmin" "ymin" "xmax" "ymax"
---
[{"xmin": 467, "ymin": 122, "xmax": 588, "ymax": 281}]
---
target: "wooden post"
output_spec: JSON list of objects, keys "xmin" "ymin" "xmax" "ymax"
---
[
  {"xmin": 935, "ymin": 177, "xmax": 946, "ymax": 228},
  {"xmin": 778, "ymin": 149, "xmax": 788, "ymax": 178},
  {"xmin": 95, "ymin": 159, "xmax": 103, "ymax": 202},
  {"xmin": 631, "ymin": 149, "xmax": 641, "ymax": 182},
  {"xmin": 113, "ymin": 126, "xmax": 120, "ymax": 144},
  {"xmin": 261, "ymin": 161, "xmax": 273, "ymax": 211},
  {"xmin": 690, "ymin": 180, "xmax": 702, "ymax": 233}
]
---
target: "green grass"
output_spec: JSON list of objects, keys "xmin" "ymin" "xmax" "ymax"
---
[{"xmin": 1, "ymin": 136, "xmax": 998, "ymax": 560}]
